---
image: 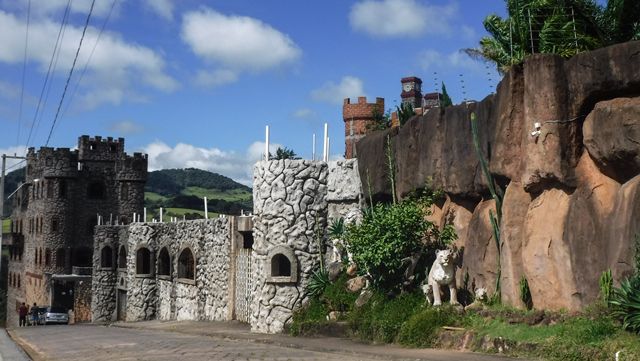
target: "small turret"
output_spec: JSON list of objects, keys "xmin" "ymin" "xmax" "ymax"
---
[{"xmin": 342, "ymin": 97, "xmax": 385, "ymax": 159}]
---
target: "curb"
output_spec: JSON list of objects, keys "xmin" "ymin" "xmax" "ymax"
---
[{"xmin": 7, "ymin": 329, "xmax": 43, "ymax": 361}]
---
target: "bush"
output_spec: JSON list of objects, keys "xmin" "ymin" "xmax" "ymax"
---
[
  {"xmin": 321, "ymin": 274, "xmax": 358, "ymax": 313},
  {"xmin": 609, "ymin": 276, "xmax": 640, "ymax": 334},
  {"xmin": 345, "ymin": 200, "xmax": 434, "ymax": 292},
  {"xmin": 288, "ymin": 298, "xmax": 329, "ymax": 336},
  {"xmin": 397, "ymin": 306, "xmax": 462, "ymax": 347}
]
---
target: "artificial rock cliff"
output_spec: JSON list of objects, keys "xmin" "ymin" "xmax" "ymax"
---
[{"xmin": 356, "ymin": 41, "xmax": 640, "ymax": 311}]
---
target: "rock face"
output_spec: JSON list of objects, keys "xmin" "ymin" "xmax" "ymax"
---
[
  {"xmin": 355, "ymin": 41, "xmax": 640, "ymax": 311},
  {"xmin": 583, "ymin": 97, "xmax": 640, "ymax": 183}
]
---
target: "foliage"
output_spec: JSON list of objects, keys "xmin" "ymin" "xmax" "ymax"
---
[
  {"xmin": 344, "ymin": 199, "xmax": 435, "ymax": 292},
  {"xmin": 471, "ymin": 112, "xmax": 504, "ymax": 302},
  {"xmin": 146, "ymin": 168, "xmax": 250, "ymax": 195},
  {"xmin": 396, "ymin": 102, "xmax": 415, "ymax": 126},
  {"xmin": 397, "ymin": 306, "xmax": 463, "ymax": 347},
  {"xmin": 270, "ymin": 147, "xmax": 300, "ymax": 160},
  {"xmin": 609, "ymin": 234, "xmax": 640, "ymax": 333},
  {"xmin": 322, "ymin": 274, "xmax": 358, "ymax": 313},
  {"xmin": 440, "ymin": 82, "xmax": 453, "ymax": 107},
  {"xmin": 599, "ymin": 269, "xmax": 613, "ymax": 305},
  {"xmin": 466, "ymin": 0, "xmax": 640, "ymax": 73},
  {"xmin": 308, "ymin": 269, "xmax": 330, "ymax": 299},
  {"xmin": 328, "ymin": 218, "xmax": 345, "ymax": 240},
  {"xmin": 519, "ymin": 276, "xmax": 533, "ymax": 310},
  {"xmin": 368, "ymin": 106, "xmax": 391, "ymax": 131},
  {"xmin": 385, "ymin": 135, "xmax": 397, "ymax": 204},
  {"xmin": 348, "ymin": 291, "xmax": 424, "ymax": 343},
  {"xmin": 288, "ymin": 298, "xmax": 330, "ymax": 336}
]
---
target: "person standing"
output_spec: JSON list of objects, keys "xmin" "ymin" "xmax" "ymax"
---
[
  {"xmin": 18, "ymin": 303, "xmax": 28, "ymax": 327},
  {"xmin": 30, "ymin": 303, "xmax": 39, "ymax": 326}
]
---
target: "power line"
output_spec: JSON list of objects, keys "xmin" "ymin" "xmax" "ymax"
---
[
  {"xmin": 16, "ymin": 0, "xmax": 31, "ymax": 148},
  {"xmin": 5, "ymin": 160, "xmax": 26, "ymax": 173},
  {"xmin": 45, "ymin": 0, "xmax": 96, "ymax": 147},
  {"xmin": 24, "ymin": 0, "xmax": 72, "ymax": 154},
  {"xmin": 62, "ymin": 0, "xmax": 118, "ymax": 118}
]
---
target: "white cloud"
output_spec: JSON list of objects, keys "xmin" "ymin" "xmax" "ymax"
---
[
  {"xmin": 349, "ymin": 0, "xmax": 457, "ymax": 38},
  {"xmin": 181, "ymin": 7, "xmax": 301, "ymax": 85},
  {"xmin": 143, "ymin": 0, "xmax": 174, "ymax": 21},
  {"xmin": 0, "ymin": 9, "xmax": 177, "ymax": 110},
  {"xmin": 418, "ymin": 49, "xmax": 483, "ymax": 72},
  {"xmin": 292, "ymin": 108, "xmax": 315, "ymax": 119},
  {"xmin": 143, "ymin": 141, "xmax": 283, "ymax": 186},
  {"xmin": 311, "ymin": 76, "xmax": 366, "ymax": 105},
  {"xmin": 108, "ymin": 120, "xmax": 144, "ymax": 135}
]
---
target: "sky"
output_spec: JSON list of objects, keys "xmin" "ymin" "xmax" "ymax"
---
[{"xmin": 0, "ymin": 0, "xmax": 508, "ymax": 185}]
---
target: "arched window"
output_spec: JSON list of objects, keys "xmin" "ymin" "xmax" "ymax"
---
[
  {"xmin": 101, "ymin": 246, "xmax": 113, "ymax": 268},
  {"xmin": 157, "ymin": 247, "xmax": 171, "ymax": 277},
  {"xmin": 56, "ymin": 248, "xmax": 66, "ymax": 268},
  {"xmin": 136, "ymin": 247, "xmax": 152, "ymax": 275},
  {"xmin": 118, "ymin": 246, "xmax": 127, "ymax": 269},
  {"xmin": 45, "ymin": 248, "xmax": 51, "ymax": 266},
  {"xmin": 87, "ymin": 181, "xmax": 106, "ymax": 199},
  {"xmin": 271, "ymin": 254, "xmax": 291, "ymax": 277},
  {"xmin": 17, "ymin": 274, "xmax": 20, "ymax": 288},
  {"xmin": 267, "ymin": 246, "xmax": 297, "ymax": 283},
  {"xmin": 177, "ymin": 248, "xmax": 195, "ymax": 280}
]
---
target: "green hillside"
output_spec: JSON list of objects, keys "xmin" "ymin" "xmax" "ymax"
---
[{"xmin": 145, "ymin": 168, "xmax": 252, "ymax": 219}]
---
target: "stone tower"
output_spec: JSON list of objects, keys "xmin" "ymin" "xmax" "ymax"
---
[
  {"xmin": 5, "ymin": 135, "xmax": 146, "ymax": 326},
  {"xmin": 401, "ymin": 76, "xmax": 423, "ymax": 108},
  {"xmin": 342, "ymin": 96, "xmax": 385, "ymax": 159}
]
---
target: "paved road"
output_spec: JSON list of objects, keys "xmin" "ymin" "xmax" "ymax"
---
[
  {"xmin": 9, "ymin": 323, "xmax": 516, "ymax": 361},
  {"xmin": 0, "ymin": 329, "xmax": 29, "ymax": 361}
]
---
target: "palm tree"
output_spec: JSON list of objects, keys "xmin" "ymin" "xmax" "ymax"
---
[{"xmin": 466, "ymin": 0, "xmax": 639, "ymax": 73}]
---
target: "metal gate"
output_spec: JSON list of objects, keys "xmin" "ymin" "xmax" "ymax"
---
[{"xmin": 235, "ymin": 248, "xmax": 253, "ymax": 323}]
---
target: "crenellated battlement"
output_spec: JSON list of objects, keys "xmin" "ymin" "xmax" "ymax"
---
[
  {"xmin": 116, "ymin": 153, "xmax": 148, "ymax": 182},
  {"xmin": 78, "ymin": 135, "xmax": 125, "ymax": 162},
  {"xmin": 342, "ymin": 97, "xmax": 385, "ymax": 121}
]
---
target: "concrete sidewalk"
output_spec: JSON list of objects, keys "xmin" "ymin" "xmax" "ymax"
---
[
  {"xmin": 110, "ymin": 320, "xmax": 519, "ymax": 361},
  {"xmin": 0, "ymin": 329, "xmax": 29, "ymax": 361}
]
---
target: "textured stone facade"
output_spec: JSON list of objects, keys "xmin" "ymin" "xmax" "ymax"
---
[
  {"xmin": 5, "ymin": 135, "xmax": 146, "ymax": 327},
  {"xmin": 92, "ymin": 218, "xmax": 233, "ymax": 323}
]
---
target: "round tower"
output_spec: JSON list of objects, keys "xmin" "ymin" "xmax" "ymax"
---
[{"xmin": 342, "ymin": 96, "xmax": 385, "ymax": 159}]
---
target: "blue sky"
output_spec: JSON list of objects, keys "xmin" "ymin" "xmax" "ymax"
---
[{"xmin": 0, "ymin": 0, "xmax": 507, "ymax": 185}]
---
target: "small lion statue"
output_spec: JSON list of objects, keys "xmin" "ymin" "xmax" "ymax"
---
[{"xmin": 421, "ymin": 249, "xmax": 459, "ymax": 306}]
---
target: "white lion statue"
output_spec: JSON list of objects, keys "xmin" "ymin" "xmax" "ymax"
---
[{"xmin": 421, "ymin": 249, "xmax": 458, "ymax": 306}]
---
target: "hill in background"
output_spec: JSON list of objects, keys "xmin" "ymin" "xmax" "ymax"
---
[{"xmin": 145, "ymin": 168, "xmax": 252, "ymax": 220}]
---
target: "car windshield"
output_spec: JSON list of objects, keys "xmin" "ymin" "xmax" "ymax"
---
[{"xmin": 48, "ymin": 307, "xmax": 66, "ymax": 313}]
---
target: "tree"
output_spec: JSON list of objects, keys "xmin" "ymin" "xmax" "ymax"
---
[
  {"xmin": 368, "ymin": 105, "xmax": 391, "ymax": 131},
  {"xmin": 270, "ymin": 147, "xmax": 299, "ymax": 160},
  {"xmin": 396, "ymin": 102, "xmax": 415, "ymax": 126},
  {"xmin": 441, "ymin": 82, "xmax": 453, "ymax": 107},
  {"xmin": 466, "ymin": 0, "xmax": 640, "ymax": 73}
]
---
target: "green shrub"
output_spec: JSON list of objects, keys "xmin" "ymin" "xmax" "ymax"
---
[
  {"xmin": 519, "ymin": 276, "xmax": 532, "ymax": 310},
  {"xmin": 288, "ymin": 298, "xmax": 329, "ymax": 336},
  {"xmin": 322, "ymin": 274, "xmax": 358, "ymax": 313},
  {"xmin": 308, "ymin": 268, "xmax": 330, "ymax": 299},
  {"xmin": 345, "ymin": 200, "xmax": 434, "ymax": 292},
  {"xmin": 609, "ymin": 276, "xmax": 640, "ymax": 334},
  {"xmin": 397, "ymin": 306, "xmax": 462, "ymax": 347},
  {"xmin": 599, "ymin": 269, "xmax": 613, "ymax": 305}
]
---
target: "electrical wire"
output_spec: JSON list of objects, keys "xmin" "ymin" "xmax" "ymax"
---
[
  {"xmin": 24, "ymin": 0, "xmax": 72, "ymax": 154},
  {"xmin": 5, "ymin": 160, "xmax": 26, "ymax": 173},
  {"xmin": 16, "ymin": 0, "xmax": 31, "ymax": 148},
  {"xmin": 62, "ymin": 0, "xmax": 118, "ymax": 118},
  {"xmin": 45, "ymin": 0, "xmax": 96, "ymax": 147}
]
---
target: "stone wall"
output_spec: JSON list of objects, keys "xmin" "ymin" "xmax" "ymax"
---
[
  {"xmin": 91, "ymin": 218, "xmax": 232, "ymax": 323},
  {"xmin": 355, "ymin": 41, "xmax": 640, "ymax": 311},
  {"xmin": 250, "ymin": 159, "xmax": 363, "ymax": 333}
]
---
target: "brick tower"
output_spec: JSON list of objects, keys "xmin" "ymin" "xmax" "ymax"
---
[{"xmin": 343, "ymin": 96, "xmax": 385, "ymax": 159}]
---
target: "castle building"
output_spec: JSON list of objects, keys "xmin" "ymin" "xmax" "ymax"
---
[
  {"xmin": 343, "ymin": 97, "xmax": 385, "ymax": 159},
  {"xmin": 4, "ymin": 135, "xmax": 146, "ymax": 326},
  {"xmin": 400, "ymin": 76, "xmax": 423, "ymax": 108}
]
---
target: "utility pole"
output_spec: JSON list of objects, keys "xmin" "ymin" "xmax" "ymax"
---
[{"xmin": 0, "ymin": 153, "xmax": 27, "ymax": 275}]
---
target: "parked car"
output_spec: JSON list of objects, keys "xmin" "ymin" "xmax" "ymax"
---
[{"xmin": 43, "ymin": 307, "xmax": 69, "ymax": 325}]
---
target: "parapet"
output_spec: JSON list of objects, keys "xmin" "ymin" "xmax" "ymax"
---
[
  {"xmin": 343, "ymin": 97, "xmax": 385, "ymax": 121},
  {"xmin": 78, "ymin": 135, "xmax": 125, "ymax": 162},
  {"xmin": 26, "ymin": 146, "xmax": 79, "ymax": 180},
  {"xmin": 116, "ymin": 153, "xmax": 148, "ymax": 182}
]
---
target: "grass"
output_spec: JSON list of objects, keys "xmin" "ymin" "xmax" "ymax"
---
[
  {"xmin": 145, "ymin": 191, "xmax": 169, "ymax": 202},
  {"xmin": 2, "ymin": 219, "xmax": 9, "ymax": 234},
  {"xmin": 181, "ymin": 186, "xmax": 252, "ymax": 201}
]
